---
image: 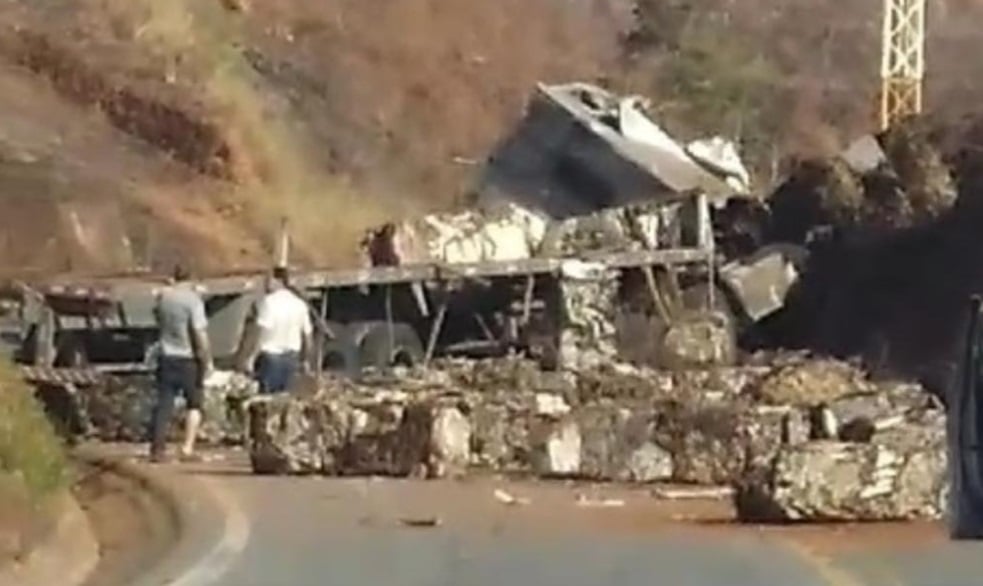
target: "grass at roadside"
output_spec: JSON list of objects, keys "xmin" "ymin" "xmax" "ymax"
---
[
  {"xmin": 0, "ymin": 359, "xmax": 67, "ymax": 499},
  {"xmin": 0, "ymin": 357, "xmax": 68, "ymax": 561}
]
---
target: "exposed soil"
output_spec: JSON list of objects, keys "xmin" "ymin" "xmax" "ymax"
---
[
  {"xmin": 2, "ymin": 0, "xmax": 983, "ymax": 275},
  {"xmin": 73, "ymin": 463, "xmax": 179, "ymax": 586},
  {"xmin": 0, "ymin": 485, "xmax": 54, "ymax": 568}
]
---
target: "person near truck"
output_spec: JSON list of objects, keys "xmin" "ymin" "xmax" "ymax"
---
[
  {"xmin": 150, "ymin": 264, "xmax": 213, "ymax": 463},
  {"xmin": 241, "ymin": 266, "xmax": 313, "ymax": 393}
]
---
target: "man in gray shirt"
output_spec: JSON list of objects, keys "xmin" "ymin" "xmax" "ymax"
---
[{"xmin": 150, "ymin": 264, "xmax": 213, "ymax": 462}]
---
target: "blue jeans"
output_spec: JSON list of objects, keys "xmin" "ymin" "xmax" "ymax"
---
[
  {"xmin": 256, "ymin": 351, "xmax": 300, "ymax": 394},
  {"xmin": 151, "ymin": 356, "xmax": 201, "ymax": 457}
]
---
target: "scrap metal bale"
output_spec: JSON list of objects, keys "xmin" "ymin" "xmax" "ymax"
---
[
  {"xmin": 752, "ymin": 357, "xmax": 870, "ymax": 407},
  {"xmin": 575, "ymin": 402, "xmax": 670, "ymax": 482},
  {"xmin": 660, "ymin": 313, "xmax": 736, "ymax": 369},
  {"xmin": 530, "ymin": 417, "xmax": 582, "ymax": 477},
  {"xmin": 469, "ymin": 399, "xmax": 528, "ymax": 470},
  {"xmin": 555, "ymin": 261, "xmax": 619, "ymax": 371},
  {"xmin": 197, "ymin": 371, "xmax": 259, "ymax": 446},
  {"xmin": 572, "ymin": 363, "xmax": 674, "ymax": 404},
  {"xmin": 338, "ymin": 398, "xmax": 410, "ymax": 476},
  {"xmin": 80, "ymin": 376, "xmax": 156, "ymax": 442},
  {"xmin": 656, "ymin": 397, "xmax": 809, "ymax": 486},
  {"xmin": 658, "ymin": 401, "xmax": 747, "ymax": 485},
  {"xmin": 247, "ymin": 396, "xmax": 350, "ymax": 475},
  {"xmin": 390, "ymin": 400, "xmax": 472, "ymax": 479},
  {"xmin": 735, "ymin": 434, "xmax": 946, "ymax": 523},
  {"xmin": 816, "ymin": 380, "xmax": 937, "ymax": 441}
]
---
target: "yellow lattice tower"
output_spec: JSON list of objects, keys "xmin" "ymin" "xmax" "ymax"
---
[{"xmin": 880, "ymin": 0, "xmax": 926, "ymax": 130}]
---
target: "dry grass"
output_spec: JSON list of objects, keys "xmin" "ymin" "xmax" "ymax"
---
[
  {"xmin": 3, "ymin": 0, "xmax": 983, "ymax": 275},
  {"xmin": 0, "ymin": 359, "xmax": 67, "ymax": 500},
  {"xmin": 83, "ymin": 0, "xmax": 411, "ymax": 267},
  {"xmin": 0, "ymin": 359, "xmax": 67, "ymax": 563}
]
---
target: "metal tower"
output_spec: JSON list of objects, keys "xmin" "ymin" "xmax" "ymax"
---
[{"xmin": 880, "ymin": 0, "xmax": 926, "ymax": 129}]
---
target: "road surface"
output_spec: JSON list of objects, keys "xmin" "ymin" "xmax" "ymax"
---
[{"xmin": 137, "ymin": 451, "xmax": 983, "ymax": 586}]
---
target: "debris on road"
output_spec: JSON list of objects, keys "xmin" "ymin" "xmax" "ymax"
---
[
  {"xmin": 234, "ymin": 352, "xmax": 947, "ymax": 522},
  {"xmin": 399, "ymin": 516, "xmax": 442, "ymax": 528},
  {"xmin": 493, "ymin": 489, "xmax": 531, "ymax": 506},
  {"xmin": 13, "ymin": 86, "xmax": 976, "ymax": 529},
  {"xmin": 650, "ymin": 486, "xmax": 735, "ymax": 501},
  {"xmin": 575, "ymin": 494, "xmax": 626, "ymax": 508}
]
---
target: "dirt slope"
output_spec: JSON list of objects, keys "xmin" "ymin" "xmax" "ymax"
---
[
  {"xmin": 0, "ymin": 0, "xmax": 621, "ymax": 274},
  {"xmin": 1, "ymin": 0, "xmax": 983, "ymax": 275}
]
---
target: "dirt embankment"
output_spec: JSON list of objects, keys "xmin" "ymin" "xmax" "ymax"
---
[
  {"xmin": 2, "ymin": 0, "xmax": 983, "ymax": 276},
  {"xmin": 0, "ymin": 0, "xmax": 622, "ymax": 274}
]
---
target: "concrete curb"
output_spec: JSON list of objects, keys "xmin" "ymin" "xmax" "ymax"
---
[
  {"xmin": 0, "ymin": 490, "xmax": 99, "ymax": 586},
  {"xmin": 73, "ymin": 445, "xmax": 249, "ymax": 586}
]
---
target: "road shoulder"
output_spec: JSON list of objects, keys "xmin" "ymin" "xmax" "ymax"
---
[
  {"xmin": 73, "ymin": 444, "xmax": 250, "ymax": 586},
  {"xmin": 0, "ymin": 490, "xmax": 99, "ymax": 586}
]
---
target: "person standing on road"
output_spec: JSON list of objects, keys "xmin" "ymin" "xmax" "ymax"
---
[
  {"xmin": 150, "ymin": 264, "xmax": 213, "ymax": 463},
  {"xmin": 241, "ymin": 266, "xmax": 313, "ymax": 393}
]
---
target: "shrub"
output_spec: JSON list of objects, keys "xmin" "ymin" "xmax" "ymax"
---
[{"xmin": 0, "ymin": 359, "xmax": 67, "ymax": 500}]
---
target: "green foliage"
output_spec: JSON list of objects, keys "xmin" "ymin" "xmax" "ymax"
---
[
  {"xmin": 0, "ymin": 359, "xmax": 67, "ymax": 500},
  {"xmin": 630, "ymin": 3, "xmax": 787, "ymax": 176}
]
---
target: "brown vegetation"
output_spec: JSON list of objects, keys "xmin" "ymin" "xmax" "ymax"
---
[{"xmin": 0, "ymin": 0, "xmax": 982, "ymax": 274}]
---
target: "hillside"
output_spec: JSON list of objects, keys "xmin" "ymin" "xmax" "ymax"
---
[{"xmin": 0, "ymin": 0, "xmax": 981, "ymax": 275}]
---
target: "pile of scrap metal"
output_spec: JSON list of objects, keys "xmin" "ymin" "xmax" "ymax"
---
[
  {"xmin": 242, "ymin": 353, "xmax": 946, "ymax": 522},
  {"xmin": 361, "ymin": 82, "xmax": 755, "ymax": 268},
  {"xmin": 360, "ymin": 82, "xmax": 805, "ymax": 336}
]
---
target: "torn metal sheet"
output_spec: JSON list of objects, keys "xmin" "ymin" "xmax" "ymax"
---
[
  {"xmin": 480, "ymin": 82, "xmax": 745, "ymax": 219},
  {"xmin": 720, "ymin": 244, "xmax": 808, "ymax": 322},
  {"xmin": 686, "ymin": 137, "xmax": 752, "ymax": 195},
  {"xmin": 841, "ymin": 134, "xmax": 888, "ymax": 174}
]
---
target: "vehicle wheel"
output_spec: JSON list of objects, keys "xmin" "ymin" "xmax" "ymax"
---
[
  {"xmin": 358, "ymin": 322, "xmax": 425, "ymax": 370},
  {"xmin": 320, "ymin": 322, "xmax": 360, "ymax": 376},
  {"xmin": 54, "ymin": 336, "xmax": 88, "ymax": 368},
  {"xmin": 614, "ymin": 309, "xmax": 668, "ymax": 368}
]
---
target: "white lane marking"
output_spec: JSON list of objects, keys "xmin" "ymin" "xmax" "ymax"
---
[{"xmin": 165, "ymin": 477, "xmax": 251, "ymax": 586}]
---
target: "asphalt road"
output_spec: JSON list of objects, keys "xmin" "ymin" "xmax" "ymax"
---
[{"xmin": 155, "ymin": 454, "xmax": 983, "ymax": 586}]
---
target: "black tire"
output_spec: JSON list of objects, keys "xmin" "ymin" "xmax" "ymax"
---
[
  {"xmin": 614, "ymin": 309, "xmax": 668, "ymax": 367},
  {"xmin": 358, "ymin": 322, "xmax": 424, "ymax": 370},
  {"xmin": 319, "ymin": 322, "xmax": 360, "ymax": 375},
  {"xmin": 54, "ymin": 335, "xmax": 88, "ymax": 368}
]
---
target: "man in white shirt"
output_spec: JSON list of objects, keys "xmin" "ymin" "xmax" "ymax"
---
[{"xmin": 243, "ymin": 266, "xmax": 313, "ymax": 393}]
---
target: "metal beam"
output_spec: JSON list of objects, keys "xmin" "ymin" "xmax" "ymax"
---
[{"xmin": 880, "ymin": 0, "xmax": 926, "ymax": 130}]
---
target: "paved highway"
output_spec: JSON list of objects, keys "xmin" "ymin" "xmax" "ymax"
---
[{"xmin": 146, "ymin": 453, "xmax": 983, "ymax": 586}]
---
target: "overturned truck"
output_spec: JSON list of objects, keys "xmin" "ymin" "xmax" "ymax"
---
[{"xmin": 8, "ymin": 83, "xmax": 798, "ymax": 382}]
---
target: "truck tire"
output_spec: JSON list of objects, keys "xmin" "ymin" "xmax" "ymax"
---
[
  {"xmin": 357, "ymin": 322, "xmax": 425, "ymax": 370},
  {"xmin": 320, "ymin": 322, "xmax": 360, "ymax": 377},
  {"xmin": 614, "ymin": 309, "xmax": 668, "ymax": 367},
  {"xmin": 54, "ymin": 336, "xmax": 88, "ymax": 368}
]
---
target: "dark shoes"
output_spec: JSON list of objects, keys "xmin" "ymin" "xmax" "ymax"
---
[{"xmin": 148, "ymin": 451, "xmax": 173, "ymax": 464}]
